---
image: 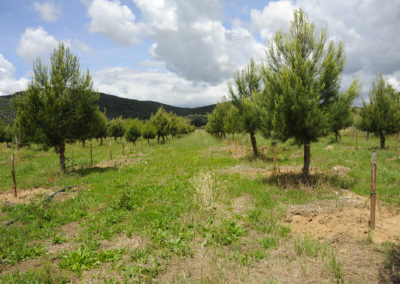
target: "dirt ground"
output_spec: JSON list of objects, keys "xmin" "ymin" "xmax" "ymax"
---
[
  {"xmin": 286, "ymin": 190, "xmax": 400, "ymax": 244},
  {"xmin": 0, "ymin": 187, "xmax": 54, "ymax": 205}
]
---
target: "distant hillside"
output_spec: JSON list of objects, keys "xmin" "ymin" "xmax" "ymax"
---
[
  {"xmin": 97, "ymin": 93, "xmax": 215, "ymax": 120},
  {"xmin": 0, "ymin": 92, "xmax": 215, "ymax": 123}
]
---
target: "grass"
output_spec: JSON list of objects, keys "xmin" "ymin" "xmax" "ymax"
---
[{"xmin": 0, "ymin": 129, "xmax": 399, "ymax": 282}]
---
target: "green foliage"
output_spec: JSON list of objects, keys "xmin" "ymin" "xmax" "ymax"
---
[
  {"xmin": 108, "ymin": 116, "xmax": 125, "ymax": 141},
  {"xmin": 93, "ymin": 111, "xmax": 108, "ymax": 141},
  {"xmin": 58, "ymin": 247, "xmax": 123, "ymax": 273},
  {"xmin": 229, "ymin": 58, "xmax": 261, "ymax": 156},
  {"xmin": 141, "ymin": 121, "xmax": 156, "ymax": 142},
  {"xmin": 360, "ymin": 74, "xmax": 400, "ymax": 149},
  {"xmin": 260, "ymin": 9, "xmax": 359, "ymax": 177},
  {"xmin": 205, "ymin": 100, "xmax": 230, "ymax": 138},
  {"xmin": 0, "ymin": 265, "xmax": 69, "ymax": 284},
  {"xmin": 150, "ymin": 107, "xmax": 170, "ymax": 143},
  {"xmin": 1, "ymin": 244, "xmax": 44, "ymax": 265},
  {"xmin": 11, "ymin": 43, "xmax": 99, "ymax": 172},
  {"xmin": 223, "ymin": 102, "xmax": 241, "ymax": 138},
  {"xmin": 329, "ymin": 81, "xmax": 361, "ymax": 141},
  {"xmin": 125, "ymin": 118, "xmax": 142, "ymax": 144}
]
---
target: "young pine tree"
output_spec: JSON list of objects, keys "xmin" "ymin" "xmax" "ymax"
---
[
  {"xmin": 360, "ymin": 74, "xmax": 400, "ymax": 149},
  {"xmin": 260, "ymin": 9, "xmax": 359, "ymax": 179},
  {"xmin": 12, "ymin": 43, "xmax": 99, "ymax": 173},
  {"xmin": 228, "ymin": 59, "xmax": 261, "ymax": 157}
]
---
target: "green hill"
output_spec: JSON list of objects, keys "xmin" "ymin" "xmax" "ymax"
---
[{"xmin": 0, "ymin": 92, "xmax": 215, "ymax": 123}]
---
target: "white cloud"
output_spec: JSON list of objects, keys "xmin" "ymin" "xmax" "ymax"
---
[
  {"xmin": 139, "ymin": 60, "xmax": 166, "ymax": 70},
  {"xmin": 134, "ymin": 0, "xmax": 264, "ymax": 85},
  {"xmin": 86, "ymin": 0, "xmax": 143, "ymax": 45},
  {"xmin": 16, "ymin": 26, "xmax": 59, "ymax": 62},
  {"xmin": 92, "ymin": 67, "xmax": 226, "ymax": 107},
  {"xmin": 0, "ymin": 54, "xmax": 28, "ymax": 96},
  {"xmin": 33, "ymin": 1, "xmax": 61, "ymax": 22},
  {"xmin": 250, "ymin": 0, "xmax": 296, "ymax": 40},
  {"xmin": 250, "ymin": 0, "xmax": 400, "ymax": 102}
]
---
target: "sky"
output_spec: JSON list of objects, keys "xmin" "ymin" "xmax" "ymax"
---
[{"xmin": 0, "ymin": 0, "xmax": 399, "ymax": 107}]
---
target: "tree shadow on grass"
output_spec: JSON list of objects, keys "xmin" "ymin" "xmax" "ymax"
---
[
  {"xmin": 379, "ymin": 243, "xmax": 400, "ymax": 284},
  {"xmin": 68, "ymin": 166, "xmax": 117, "ymax": 177},
  {"xmin": 262, "ymin": 172, "xmax": 352, "ymax": 190}
]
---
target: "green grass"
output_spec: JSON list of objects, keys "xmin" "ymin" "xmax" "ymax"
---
[{"xmin": 0, "ymin": 129, "xmax": 399, "ymax": 282}]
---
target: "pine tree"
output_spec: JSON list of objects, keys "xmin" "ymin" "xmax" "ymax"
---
[
  {"xmin": 260, "ymin": 9, "xmax": 359, "ymax": 178},
  {"xmin": 360, "ymin": 74, "xmax": 400, "ymax": 149},
  {"xmin": 228, "ymin": 59, "xmax": 261, "ymax": 157},
  {"xmin": 12, "ymin": 43, "xmax": 99, "ymax": 173}
]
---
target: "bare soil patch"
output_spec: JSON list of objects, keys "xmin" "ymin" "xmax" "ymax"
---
[
  {"xmin": 286, "ymin": 190, "xmax": 400, "ymax": 244},
  {"xmin": 96, "ymin": 158, "xmax": 142, "ymax": 168},
  {"xmin": 223, "ymin": 165, "xmax": 270, "ymax": 179},
  {"xmin": 232, "ymin": 194, "xmax": 253, "ymax": 215},
  {"xmin": 99, "ymin": 233, "xmax": 142, "ymax": 251},
  {"xmin": 0, "ymin": 187, "xmax": 54, "ymax": 205}
]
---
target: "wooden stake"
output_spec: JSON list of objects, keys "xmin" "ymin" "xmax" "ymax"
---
[
  {"xmin": 122, "ymin": 142, "xmax": 125, "ymax": 156},
  {"xmin": 356, "ymin": 128, "xmax": 359, "ymax": 149},
  {"xmin": 273, "ymin": 142, "xmax": 277, "ymax": 174},
  {"xmin": 11, "ymin": 154, "xmax": 17, "ymax": 198},
  {"xmin": 109, "ymin": 141, "xmax": 113, "ymax": 160},
  {"xmin": 90, "ymin": 144, "xmax": 93, "ymax": 167},
  {"xmin": 370, "ymin": 152, "xmax": 377, "ymax": 229}
]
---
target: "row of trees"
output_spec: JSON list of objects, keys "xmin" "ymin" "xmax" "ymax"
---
[
  {"xmin": 108, "ymin": 107, "xmax": 195, "ymax": 145},
  {"xmin": 207, "ymin": 9, "xmax": 400, "ymax": 179},
  {"xmin": 10, "ymin": 44, "xmax": 194, "ymax": 173},
  {"xmin": 0, "ymin": 119, "xmax": 13, "ymax": 146}
]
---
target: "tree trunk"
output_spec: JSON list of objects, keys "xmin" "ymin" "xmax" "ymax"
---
[
  {"xmin": 366, "ymin": 132, "xmax": 369, "ymax": 141},
  {"xmin": 249, "ymin": 131, "xmax": 258, "ymax": 158},
  {"xmin": 335, "ymin": 131, "xmax": 338, "ymax": 142},
  {"xmin": 60, "ymin": 142, "xmax": 66, "ymax": 174},
  {"xmin": 100, "ymin": 137, "xmax": 103, "ymax": 146},
  {"xmin": 379, "ymin": 130, "xmax": 385, "ymax": 149},
  {"xmin": 302, "ymin": 142, "xmax": 311, "ymax": 180},
  {"xmin": 82, "ymin": 140, "xmax": 85, "ymax": 148}
]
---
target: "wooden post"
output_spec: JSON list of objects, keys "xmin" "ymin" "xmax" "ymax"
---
[
  {"xmin": 109, "ymin": 141, "xmax": 113, "ymax": 160},
  {"xmin": 141, "ymin": 137, "xmax": 144, "ymax": 151},
  {"xmin": 122, "ymin": 142, "xmax": 125, "ymax": 156},
  {"xmin": 356, "ymin": 128, "xmax": 359, "ymax": 149},
  {"xmin": 370, "ymin": 152, "xmax": 377, "ymax": 229},
  {"xmin": 90, "ymin": 144, "xmax": 93, "ymax": 168},
  {"xmin": 273, "ymin": 142, "xmax": 277, "ymax": 174},
  {"xmin": 11, "ymin": 154, "xmax": 17, "ymax": 198}
]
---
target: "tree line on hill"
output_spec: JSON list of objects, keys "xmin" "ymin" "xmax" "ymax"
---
[
  {"xmin": 206, "ymin": 9, "xmax": 400, "ymax": 179},
  {"xmin": 1, "ymin": 44, "xmax": 194, "ymax": 173}
]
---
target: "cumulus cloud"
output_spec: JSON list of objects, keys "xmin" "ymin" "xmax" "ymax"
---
[
  {"xmin": 135, "ymin": 0, "xmax": 264, "ymax": 85},
  {"xmin": 92, "ymin": 67, "xmax": 227, "ymax": 107},
  {"xmin": 250, "ymin": 0, "xmax": 296, "ymax": 40},
  {"xmin": 0, "ymin": 54, "xmax": 28, "ymax": 96},
  {"xmin": 16, "ymin": 26, "xmax": 59, "ymax": 62},
  {"xmin": 249, "ymin": 0, "xmax": 400, "ymax": 102},
  {"xmin": 33, "ymin": 1, "xmax": 61, "ymax": 22},
  {"xmin": 86, "ymin": 0, "xmax": 143, "ymax": 45}
]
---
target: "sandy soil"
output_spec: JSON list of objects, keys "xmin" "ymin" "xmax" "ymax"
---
[{"xmin": 287, "ymin": 190, "xmax": 400, "ymax": 244}]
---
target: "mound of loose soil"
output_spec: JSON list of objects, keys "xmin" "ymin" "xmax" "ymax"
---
[
  {"xmin": 0, "ymin": 188, "xmax": 54, "ymax": 205},
  {"xmin": 286, "ymin": 190, "xmax": 400, "ymax": 244}
]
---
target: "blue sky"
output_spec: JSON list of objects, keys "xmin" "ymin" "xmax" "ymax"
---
[{"xmin": 1, "ymin": 0, "xmax": 399, "ymax": 107}]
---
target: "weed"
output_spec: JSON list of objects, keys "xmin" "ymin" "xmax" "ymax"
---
[
  {"xmin": 51, "ymin": 234, "xmax": 66, "ymax": 245},
  {"xmin": 327, "ymin": 249, "xmax": 344, "ymax": 284},
  {"xmin": 260, "ymin": 235, "xmax": 278, "ymax": 249},
  {"xmin": 58, "ymin": 247, "xmax": 123, "ymax": 273},
  {"xmin": 1, "ymin": 244, "xmax": 44, "ymax": 265},
  {"xmin": 294, "ymin": 234, "xmax": 321, "ymax": 257},
  {"xmin": 191, "ymin": 171, "xmax": 215, "ymax": 210}
]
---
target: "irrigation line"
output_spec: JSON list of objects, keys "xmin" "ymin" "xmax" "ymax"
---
[{"xmin": 4, "ymin": 184, "xmax": 84, "ymax": 227}]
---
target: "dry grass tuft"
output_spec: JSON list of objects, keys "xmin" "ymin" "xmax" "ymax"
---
[{"xmin": 191, "ymin": 172, "xmax": 216, "ymax": 210}]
